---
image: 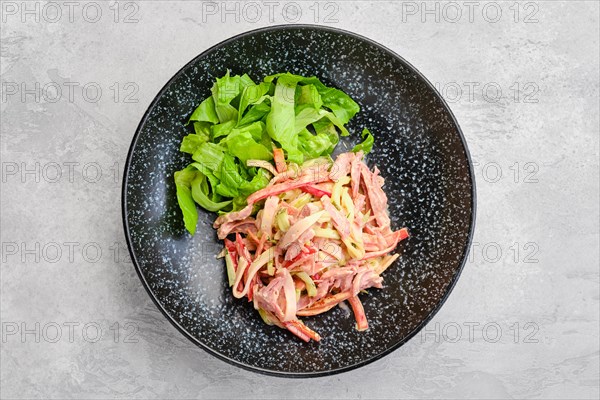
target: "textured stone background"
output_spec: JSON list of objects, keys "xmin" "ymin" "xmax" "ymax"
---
[{"xmin": 1, "ymin": 1, "xmax": 598, "ymax": 399}]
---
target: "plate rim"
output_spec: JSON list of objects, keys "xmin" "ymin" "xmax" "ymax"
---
[{"xmin": 121, "ymin": 23, "xmax": 477, "ymax": 378}]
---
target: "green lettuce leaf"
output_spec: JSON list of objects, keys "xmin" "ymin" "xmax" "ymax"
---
[
  {"xmin": 239, "ymin": 73, "xmax": 255, "ymax": 90},
  {"xmin": 216, "ymin": 153, "xmax": 242, "ymax": 198},
  {"xmin": 190, "ymin": 173, "xmax": 232, "ymax": 212},
  {"xmin": 189, "ymin": 97, "xmax": 219, "ymax": 124},
  {"xmin": 191, "ymin": 142, "xmax": 226, "ymax": 179},
  {"xmin": 316, "ymin": 85, "xmax": 359, "ymax": 124},
  {"xmin": 239, "ymin": 100, "xmax": 271, "ymax": 126},
  {"xmin": 239, "ymin": 168, "xmax": 270, "ymax": 196},
  {"xmin": 298, "ymin": 129, "xmax": 335, "ymax": 158},
  {"xmin": 238, "ymin": 82, "xmax": 271, "ymax": 123},
  {"xmin": 211, "ymin": 120, "xmax": 236, "ymax": 140},
  {"xmin": 352, "ymin": 128, "xmax": 374, "ymax": 154},
  {"xmin": 211, "ymin": 71, "xmax": 241, "ymax": 123},
  {"xmin": 174, "ymin": 166, "xmax": 199, "ymax": 235},
  {"xmin": 266, "ymin": 75, "xmax": 303, "ymax": 163},
  {"xmin": 180, "ymin": 132, "xmax": 208, "ymax": 155},
  {"xmin": 265, "ymin": 73, "xmax": 359, "ymax": 123},
  {"xmin": 296, "ymin": 84, "xmax": 323, "ymax": 109},
  {"xmin": 222, "ymin": 122, "xmax": 272, "ymax": 164}
]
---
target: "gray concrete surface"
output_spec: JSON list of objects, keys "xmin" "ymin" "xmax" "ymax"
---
[{"xmin": 1, "ymin": 1, "xmax": 599, "ymax": 399}]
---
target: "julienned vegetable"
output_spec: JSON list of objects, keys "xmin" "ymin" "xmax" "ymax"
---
[
  {"xmin": 174, "ymin": 71, "xmax": 374, "ymax": 235},
  {"xmin": 213, "ymin": 150, "xmax": 409, "ymax": 342}
]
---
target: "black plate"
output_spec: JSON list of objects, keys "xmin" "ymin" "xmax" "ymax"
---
[{"xmin": 122, "ymin": 25, "xmax": 476, "ymax": 377}]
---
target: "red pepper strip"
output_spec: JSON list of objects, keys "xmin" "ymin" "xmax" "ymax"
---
[
  {"xmin": 300, "ymin": 184, "xmax": 332, "ymax": 198},
  {"xmin": 224, "ymin": 238, "xmax": 236, "ymax": 254},
  {"xmin": 348, "ymin": 295, "xmax": 368, "ymax": 331},
  {"xmin": 302, "ymin": 243, "xmax": 317, "ymax": 255}
]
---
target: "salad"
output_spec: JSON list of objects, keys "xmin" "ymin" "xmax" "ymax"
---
[{"xmin": 175, "ymin": 72, "xmax": 408, "ymax": 342}]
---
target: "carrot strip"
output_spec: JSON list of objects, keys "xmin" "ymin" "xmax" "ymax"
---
[{"xmin": 273, "ymin": 147, "xmax": 287, "ymax": 173}]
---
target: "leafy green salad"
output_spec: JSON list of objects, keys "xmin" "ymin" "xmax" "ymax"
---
[{"xmin": 175, "ymin": 71, "xmax": 373, "ymax": 235}]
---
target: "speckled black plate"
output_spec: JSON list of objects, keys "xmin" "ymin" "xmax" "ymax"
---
[{"xmin": 123, "ymin": 25, "xmax": 475, "ymax": 377}]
